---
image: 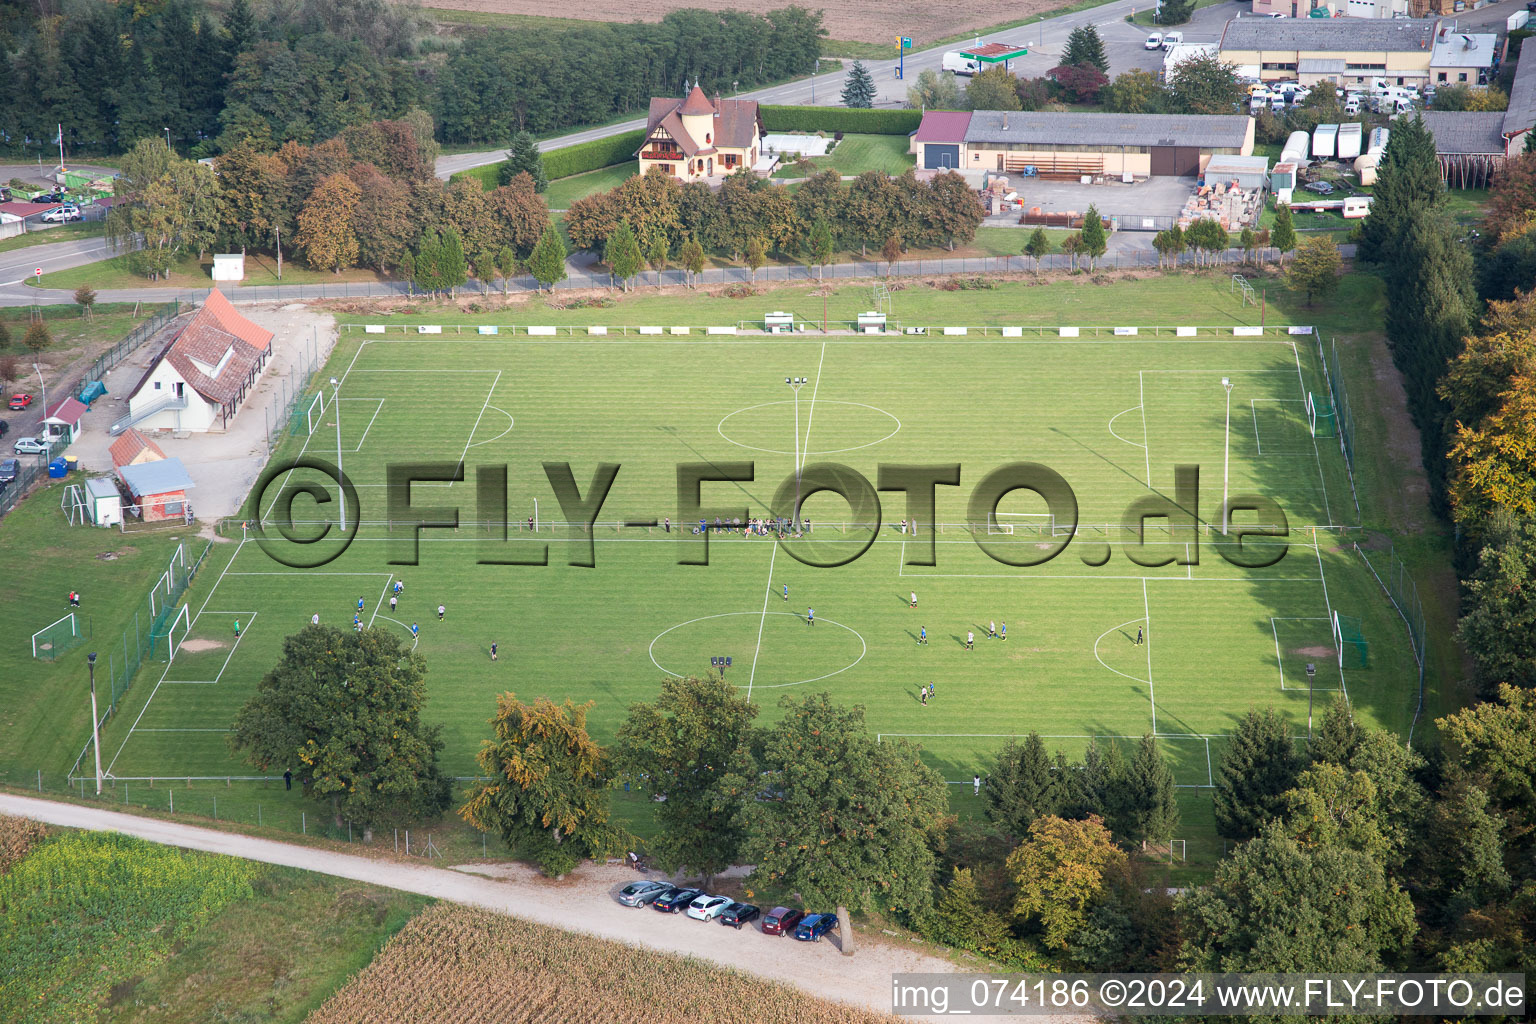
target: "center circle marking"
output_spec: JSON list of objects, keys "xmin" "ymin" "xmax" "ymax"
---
[
  {"xmin": 648, "ymin": 611, "xmax": 867, "ymax": 688},
  {"xmin": 717, "ymin": 400, "xmax": 901, "ymax": 456}
]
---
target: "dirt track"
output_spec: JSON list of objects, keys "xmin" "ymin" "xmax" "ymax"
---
[{"xmin": 426, "ymin": 0, "xmax": 1057, "ymax": 45}]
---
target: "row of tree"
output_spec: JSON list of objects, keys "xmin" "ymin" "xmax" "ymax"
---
[
  {"xmin": 230, "ymin": 625, "xmax": 1536, "ymax": 975},
  {"xmin": 105, "ymin": 120, "xmax": 555, "ymax": 282},
  {"xmin": 2, "ymin": 0, "xmax": 824, "ymax": 157},
  {"xmin": 565, "ymin": 166, "xmax": 986, "ymax": 269}
]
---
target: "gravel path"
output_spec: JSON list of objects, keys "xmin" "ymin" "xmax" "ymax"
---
[{"xmin": 0, "ymin": 793, "xmax": 1003, "ymax": 1022}]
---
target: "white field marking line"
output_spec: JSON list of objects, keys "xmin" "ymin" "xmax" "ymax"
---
[
  {"xmin": 342, "ymin": 333, "xmax": 1312, "ymax": 347},
  {"xmin": 261, "ymin": 340, "xmax": 370, "ymax": 525},
  {"xmin": 1249, "ymin": 398, "xmax": 1311, "ymax": 457},
  {"xmin": 1107, "ymin": 406, "xmax": 1146, "ymax": 449},
  {"xmin": 338, "ymin": 397, "xmax": 385, "ymax": 452},
  {"xmin": 107, "ymin": 537, "xmax": 248, "ymax": 775},
  {"xmin": 163, "ymin": 611, "xmax": 258, "ymax": 687},
  {"xmin": 367, "ymin": 574, "xmax": 396, "ymax": 629},
  {"xmin": 1270, "ymin": 616, "xmax": 1343, "ymax": 692},
  {"xmin": 449, "ymin": 370, "xmax": 502, "ymax": 486},
  {"xmin": 1138, "ymin": 371, "xmax": 1151, "ymax": 487},
  {"xmin": 1312, "ymin": 526, "xmax": 1345, "ymax": 700},
  {"xmin": 801, "ymin": 340, "xmax": 827, "ymax": 476},
  {"xmin": 466, "ymin": 406, "xmax": 515, "ymax": 448},
  {"xmin": 649, "ymin": 609, "xmax": 865, "ymax": 688},
  {"xmin": 1288, "ymin": 340, "xmax": 1338, "ymax": 526},
  {"xmin": 1143, "ymin": 578, "xmax": 1155, "ymax": 735},
  {"xmin": 900, "ymin": 569, "xmax": 1321, "ymax": 582},
  {"xmin": 224, "ymin": 571, "xmax": 396, "ymax": 577},
  {"xmin": 374, "ymin": 614, "xmax": 421, "ymax": 651},
  {"xmin": 746, "ymin": 543, "xmax": 779, "ymax": 703},
  {"xmin": 876, "ymin": 732, "xmax": 1228, "ymax": 740},
  {"xmin": 134, "ymin": 728, "xmax": 231, "ymax": 732},
  {"xmin": 1093, "ymin": 618, "xmax": 1151, "ymax": 684},
  {"xmin": 716, "ymin": 400, "xmax": 901, "ymax": 457}
]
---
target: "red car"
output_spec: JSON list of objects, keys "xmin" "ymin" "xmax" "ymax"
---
[
  {"xmin": 761, "ymin": 907, "xmax": 806, "ymax": 936},
  {"xmin": 7, "ymin": 394, "xmax": 32, "ymax": 410}
]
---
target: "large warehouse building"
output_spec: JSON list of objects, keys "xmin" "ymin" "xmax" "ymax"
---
[
  {"xmin": 1219, "ymin": 17, "xmax": 1439, "ymax": 87},
  {"xmin": 909, "ymin": 111, "xmax": 1254, "ymax": 178}
]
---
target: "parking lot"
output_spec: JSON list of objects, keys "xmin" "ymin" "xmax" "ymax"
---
[{"xmin": 983, "ymin": 174, "xmax": 1197, "ymax": 229}]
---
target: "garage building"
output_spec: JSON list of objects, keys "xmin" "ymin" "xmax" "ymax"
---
[
  {"xmin": 962, "ymin": 111, "xmax": 1254, "ymax": 178},
  {"xmin": 909, "ymin": 111, "xmax": 972, "ymax": 170}
]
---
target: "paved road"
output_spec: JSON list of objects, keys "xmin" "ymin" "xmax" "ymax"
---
[
  {"xmin": 0, "ymin": 234, "xmax": 117, "ymax": 288},
  {"xmin": 0, "ymin": 792, "xmax": 982, "ymax": 1023},
  {"xmin": 432, "ymin": 0, "xmax": 1241, "ymax": 179}
]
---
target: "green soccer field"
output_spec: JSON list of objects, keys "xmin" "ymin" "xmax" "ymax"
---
[{"xmin": 94, "ymin": 323, "xmax": 1418, "ymax": 807}]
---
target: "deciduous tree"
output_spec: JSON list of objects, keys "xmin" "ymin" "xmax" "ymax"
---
[
  {"xmin": 296, "ymin": 172, "xmax": 362, "ymax": 272},
  {"xmin": 732, "ymin": 693, "xmax": 948, "ymax": 937},
  {"xmin": 1008, "ymin": 815, "xmax": 1126, "ymax": 951},
  {"xmin": 744, "ymin": 234, "xmax": 767, "ymax": 283},
  {"xmin": 1025, "ymin": 226, "xmax": 1051, "ymax": 269},
  {"xmin": 681, "ymin": 233, "xmax": 706, "ymax": 287},
  {"xmin": 1287, "ymin": 236, "xmax": 1341, "ymax": 306},
  {"xmin": 615, "ymin": 675, "xmax": 756, "ymax": 888},
  {"xmin": 461, "ymin": 694, "xmax": 629, "ymax": 877},
  {"xmin": 905, "ymin": 68, "xmax": 964, "ymax": 110},
  {"xmin": 1166, "ymin": 52, "xmax": 1242, "ymax": 114},
  {"xmin": 603, "ymin": 219, "xmax": 643, "ymax": 291},
  {"xmin": 808, "ymin": 219, "xmax": 835, "ymax": 279},
  {"xmin": 967, "ymin": 66, "xmax": 1023, "ymax": 111},
  {"xmin": 1453, "ymin": 520, "xmax": 1536, "ymax": 690},
  {"xmin": 229, "ymin": 625, "xmax": 452, "ymax": 835},
  {"xmin": 21, "ymin": 321, "xmax": 51, "ymax": 355}
]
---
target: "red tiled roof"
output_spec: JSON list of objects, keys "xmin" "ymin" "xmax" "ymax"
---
[
  {"xmin": 156, "ymin": 288, "xmax": 274, "ymax": 407},
  {"xmin": 109, "ymin": 428, "xmax": 166, "ymax": 469},
  {"xmin": 680, "ymin": 85, "xmax": 715, "ymax": 116},
  {"xmin": 43, "ymin": 395, "xmax": 88, "ymax": 425},
  {"xmin": 0, "ymin": 201, "xmax": 62, "ymax": 217},
  {"xmin": 643, "ymin": 95, "xmax": 762, "ymax": 157},
  {"xmin": 914, "ymin": 111, "xmax": 973, "ymax": 143}
]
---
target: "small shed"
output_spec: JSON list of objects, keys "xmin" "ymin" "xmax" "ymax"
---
[
  {"xmin": 1202, "ymin": 155, "xmax": 1271, "ymax": 190},
  {"xmin": 211, "ymin": 254, "xmax": 245, "ymax": 281},
  {"xmin": 911, "ymin": 111, "xmax": 973, "ymax": 170},
  {"xmin": 85, "ymin": 476, "xmax": 122, "ymax": 527},
  {"xmin": 117, "ymin": 457, "xmax": 194, "ymax": 523},
  {"xmin": 42, "ymin": 395, "xmax": 88, "ymax": 446}
]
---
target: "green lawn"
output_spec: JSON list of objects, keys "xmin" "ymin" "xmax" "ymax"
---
[
  {"xmin": 69, "ymin": 272, "xmax": 1431, "ymax": 870},
  {"xmin": 0, "ymin": 221, "xmax": 104, "ymax": 255},
  {"xmin": 545, "ymin": 162, "xmax": 637, "ymax": 209},
  {"xmin": 0, "ymin": 482, "xmax": 189, "ymax": 783},
  {"xmin": 969, "ymin": 225, "xmax": 1074, "ymax": 256},
  {"xmin": 772, "ymin": 133, "xmax": 914, "ymax": 178},
  {"xmin": 33, "ymin": 251, "xmax": 391, "ymax": 292},
  {"xmin": 1127, "ymin": 0, "xmax": 1228, "ymax": 26}
]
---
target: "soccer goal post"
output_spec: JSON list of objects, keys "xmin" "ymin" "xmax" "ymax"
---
[
  {"xmin": 1307, "ymin": 391, "xmax": 1337, "ymax": 438},
  {"xmin": 154, "ymin": 604, "xmax": 192, "ymax": 663},
  {"xmin": 32, "ymin": 613, "xmax": 81, "ymax": 660},
  {"xmin": 990, "ymin": 512, "xmax": 1055, "ymax": 537},
  {"xmin": 1332, "ymin": 610, "xmax": 1368, "ymax": 669},
  {"xmin": 304, "ymin": 390, "xmax": 326, "ymax": 436}
]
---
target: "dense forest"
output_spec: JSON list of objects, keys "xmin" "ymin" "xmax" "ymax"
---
[{"xmin": 0, "ymin": 0, "xmax": 824, "ymax": 156}]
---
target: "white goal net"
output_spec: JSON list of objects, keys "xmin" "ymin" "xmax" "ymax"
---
[
  {"xmin": 305, "ymin": 391, "xmax": 327, "ymax": 436},
  {"xmin": 989, "ymin": 512, "xmax": 1057, "ymax": 536}
]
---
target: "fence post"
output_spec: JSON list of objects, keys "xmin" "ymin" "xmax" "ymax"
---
[
  {"xmin": 169, "ymin": 789, "xmax": 173, "ymax": 813},
  {"xmin": 302, "ymin": 812, "xmax": 306, "ymax": 834},
  {"xmin": 36, "ymin": 769, "xmax": 41, "ymax": 791}
]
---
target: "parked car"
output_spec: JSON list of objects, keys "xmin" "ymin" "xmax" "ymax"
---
[
  {"xmin": 13, "ymin": 436, "xmax": 48, "ymax": 455},
  {"xmin": 1144, "ymin": 32, "xmax": 1162, "ymax": 49},
  {"xmin": 685, "ymin": 894, "xmax": 732, "ymax": 921},
  {"xmin": 616, "ymin": 880, "xmax": 670, "ymax": 907},
  {"xmin": 42, "ymin": 204, "xmax": 81, "ymax": 223},
  {"xmin": 8, "ymin": 393, "xmax": 32, "ymax": 410},
  {"xmin": 761, "ymin": 907, "xmax": 806, "ymax": 936},
  {"xmin": 652, "ymin": 887, "xmax": 704, "ymax": 913},
  {"xmin": 1303, "ymin": 180, "xmax": 1336, "ymax": 195},
  {"xmin": 794, "ymin": 913, "xmax": 839, "ymax": 942},
  {"xmin": 719, "ymin": 902, "xmax": 761, "ymax": 930},
  {"xmin": 0, "ymin": 457, "xmax": 17, "ymax": 483}
]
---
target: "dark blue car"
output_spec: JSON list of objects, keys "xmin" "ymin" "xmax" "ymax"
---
[{"xmin": 794, "ymin": 913, "xmax": 838, "ymax": 941}]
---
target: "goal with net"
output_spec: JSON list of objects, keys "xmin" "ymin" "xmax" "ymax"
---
[
  {"xmin": 149, "ymin": 604, "xmax": 192, "ymax": 663},
  {"xmin": 32, "ymin": 613, "xmax": 83, "ymax": 660},
  {"xmin": 989, "ymin": 512, "xmax": 1056, "ymax": 537},
  {"xmin": 1307, "ymin": 391, "xmax": 1337, "ymax": 438},
  {"xmin": 304, "ymin": 390, "xmax": 327, "ymax": 436},
  {"xmin": 1332, "ymin": 611, "xmax": 1368, "ymax": 668}
]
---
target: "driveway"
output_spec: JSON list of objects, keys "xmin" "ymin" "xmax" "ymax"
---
[{"xmin": 0, "ymin": 793, "xmax": 1039, "ymax": 1024}]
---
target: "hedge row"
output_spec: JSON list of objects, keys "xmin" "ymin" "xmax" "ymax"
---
[
  {"xmin": 543, "ymin": 130, "xmax": 648, "ymax": 180},
  {"xmin": 759, "ymin": 105, "xmax": 922, "ymax": 136}
]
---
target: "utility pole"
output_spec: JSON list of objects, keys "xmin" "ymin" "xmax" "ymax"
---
[{"xmin": 88, "ymin": 652, "xmax": 102, "ymax": 794}]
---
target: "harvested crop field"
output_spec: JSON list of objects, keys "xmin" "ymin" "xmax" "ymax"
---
[
  {"xmin": 309, "ymin": 903, "xmax": 904, "ymax": 1024},
  {"xmin": 424, "ymin": 0, "xmax": 1049, "ymax": 46}
]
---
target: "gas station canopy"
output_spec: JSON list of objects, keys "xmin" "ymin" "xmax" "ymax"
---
[{"xmin": 959, "ymin": 42, "xmax": 1030, "ymax": 62}]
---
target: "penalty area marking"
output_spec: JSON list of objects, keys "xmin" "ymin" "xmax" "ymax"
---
[
  {"xmin": 1093, "ymin": 618, "xmax": 1150, "ymax": 685},
  {"xmin": 375, "ymin": 615, "xmax": 422, "ymax": 652},
  {"xmin": 1107, "ymin": 406, "xmax": 1146, "ymax": 449},
  {"xmin": 716, "ymin": 400, "xmax": 901, "ymax": 456},
  {"xmin": 466, "ymin": 405, "xmax": 515, "ymax": 448},
  {"xmin": 649, "ymin": 610, "xmax": 866, "ymax": 689}
]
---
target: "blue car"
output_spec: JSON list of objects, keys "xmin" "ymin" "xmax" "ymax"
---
[{"xmin": 794, "ymin": 913, "xmax": 838, "ymax": 941}]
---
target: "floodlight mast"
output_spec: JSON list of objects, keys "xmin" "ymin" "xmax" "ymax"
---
[
  {"xmin": 330, "ymin": 377, "xmax": 345, "ymax": 531},
  {"xmin": 786, "ymin": 377, "xmax": 808, "ymax": 522},
  {"xmin": 87, "ymin": 651, "xmax": 102, "ymax": 794},
  {"xmin": 1306, "ymin": 662, "xmax": 1317, "ymax": 742}
]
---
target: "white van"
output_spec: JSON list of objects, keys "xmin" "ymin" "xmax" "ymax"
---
[
  {"xmin": 1145, "ymin": 32, "xmax": 1163, "ymax": 49},
  {"xmin": 942, "ymin": 51, "xmax": 981, "ymax": 75},
  {"xmin": 1161, "ymin": 31, "xmax": 1183, "ymax": 49}
]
